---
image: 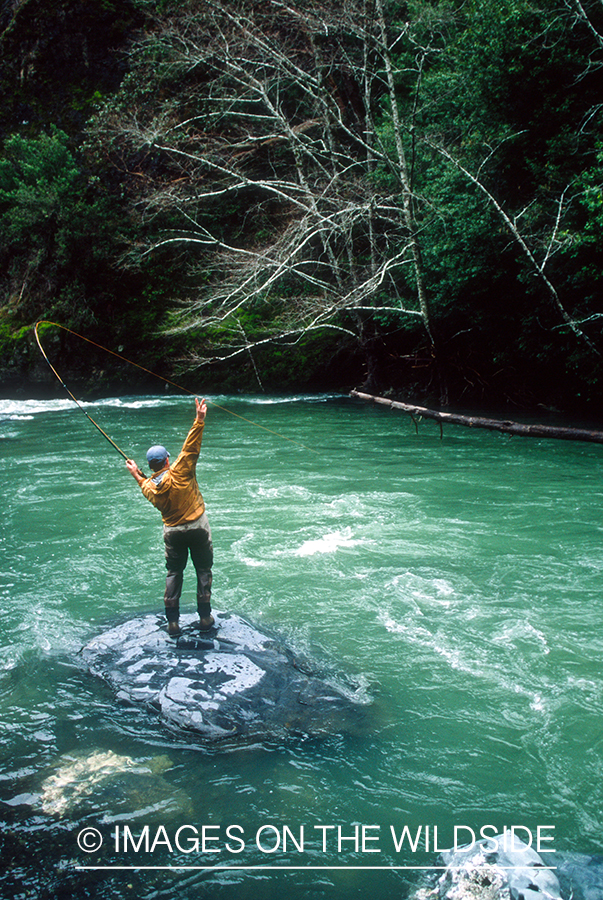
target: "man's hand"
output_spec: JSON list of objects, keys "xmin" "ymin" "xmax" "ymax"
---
[
  {"xmin": 126, "ymin": 459, "xmax": 145, "ymax": 484},
  {"xmin": 195, "ymin": 397, "xmax": 207, "ymax": 423}
]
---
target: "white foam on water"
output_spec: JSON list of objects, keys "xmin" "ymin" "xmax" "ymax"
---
[
  {"xmin": 294, "ymin": 527, "xmax": 362, "ymax": 557},
  {"xmin": 0, "ymin": 395, "xmax": 183, "ymax": 419}
]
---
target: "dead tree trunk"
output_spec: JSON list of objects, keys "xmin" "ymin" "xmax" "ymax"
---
[{"xmin": 350, "ymin": 390, "xmax": 603, "ymax": 444}]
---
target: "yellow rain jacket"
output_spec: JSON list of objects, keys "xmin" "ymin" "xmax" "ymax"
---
[{"xmin": 140, "ymin": 420, "xmax": 205, "ymax": 526}]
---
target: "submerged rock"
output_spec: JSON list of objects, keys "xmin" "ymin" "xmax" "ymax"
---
[
  {"xmin": 80, "ymin": 611, "xmax": 370, "ymax": 742},
  {"xmin": 552, "ymin": 852, "xmax": 603, "ymax": 900},
  {"xmin": 39, "ymin": 749, "xmax": 192, "ymax": 821},
  {"xmin": 413, "ymin": 833, "xmax": 562, "ymax": 900}
]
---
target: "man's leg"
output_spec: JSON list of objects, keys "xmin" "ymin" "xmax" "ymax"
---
[
  {"xmin": 189, "ymin": 513, "xmax": 214, "ymax": 630},
  {"xmin": 163, "ymin": 526, "xmax": 188, "ymax": 636},
  {"xmin": 196, "ymin": 570, "xmax": 213, "ymax": 629}
]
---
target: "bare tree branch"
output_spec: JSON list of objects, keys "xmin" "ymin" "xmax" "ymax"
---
[{"xmin": 429, "ymin": 139, "xmax": 601, "ymax": 357}]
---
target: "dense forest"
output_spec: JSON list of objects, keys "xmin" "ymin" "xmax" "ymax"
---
[{"xmin": 1, "ymin": 0, "xmax": 603, "ymax": 412}]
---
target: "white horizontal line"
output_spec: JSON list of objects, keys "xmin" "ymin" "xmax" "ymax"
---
[{"xmin": 74, "ymin": 865, "xmax": 558, "ymax": 872}]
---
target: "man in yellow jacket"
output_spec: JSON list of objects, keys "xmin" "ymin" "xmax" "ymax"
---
[{"xmin": 126, "ymin": 398, "xmax": 213, "ymax": 637}]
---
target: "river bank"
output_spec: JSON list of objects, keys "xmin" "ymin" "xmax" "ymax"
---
[{"xmin": 2, "ymin": 317, "xmax": 603, "ymax": 420}]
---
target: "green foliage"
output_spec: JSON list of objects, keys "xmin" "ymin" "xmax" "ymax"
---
[
  {"xmin": 0, "ymin": 126, "xmax": 173, "ymax": 379},
  {"xmin": 554, "ymin": 152, "xmax": 603, "ymax": 335},
  {"xmin": 1, "ymin": 0, "xmax": 603, "ymax": 408},
  {"xmin": 0, "ymin": 129, "xmax": 120, "ymax": 315},
  {"xmin": 0, "ymin": 129, "xmax": 82, "ymax": 259}
]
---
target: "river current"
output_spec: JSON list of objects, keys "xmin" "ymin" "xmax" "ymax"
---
[{"xmin": 1, "ymin": 393, "xmax": 602, "ymax": 899}]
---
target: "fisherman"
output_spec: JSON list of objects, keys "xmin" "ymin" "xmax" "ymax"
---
[{"xmin": 126, "ymin": 398, "xmax": 213, "ymax": 637}]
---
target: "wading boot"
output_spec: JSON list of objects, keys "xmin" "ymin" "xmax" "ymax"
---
[
  {"xmin": 165, "ymin": 605, "xmax": 181, "ymax": 638},
  {"xmin": 197, "ymin": 601, "xmax": 214, "ymax": 633}
]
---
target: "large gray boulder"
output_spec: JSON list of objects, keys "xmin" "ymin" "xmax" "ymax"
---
[{"xmin": 80, "ymin": 611, "xmax": 370, "ymax": 742}]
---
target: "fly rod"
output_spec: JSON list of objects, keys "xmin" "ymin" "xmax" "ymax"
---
[{"xmin": 34, "ymin": 321, "xmax": 147, "ymax": 474}]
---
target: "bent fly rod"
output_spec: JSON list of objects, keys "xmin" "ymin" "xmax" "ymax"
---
[
  {"xmin": 34, "ymin": 320, "xmax": 143, "ymax": 471},
  {"xmin": 34, "ymin": 320, "xmax": 318, "ymax": 461}
]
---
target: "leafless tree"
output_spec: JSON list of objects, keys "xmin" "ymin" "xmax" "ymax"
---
[
  {"xmin": 97, "ymin": 0, "xmax": 441, "ymax": 375},
  {"xmin": 95, "ymin": 0, "xmax": 601, "ymax": 387}
]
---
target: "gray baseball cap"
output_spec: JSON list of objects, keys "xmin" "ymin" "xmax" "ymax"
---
[{"xmin": 146, "ymin": 444, "xmax": 169, "ymax": 465}]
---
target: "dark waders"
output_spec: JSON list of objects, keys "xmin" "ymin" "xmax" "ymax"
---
[{"xmin": 163, "ymin": 512, "xmax": 213, "ymax": 630}]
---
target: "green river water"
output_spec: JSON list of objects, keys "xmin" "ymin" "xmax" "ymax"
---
[{"xmin": 1, "ymin": 393, "xmax": 602, "ymax": 900}]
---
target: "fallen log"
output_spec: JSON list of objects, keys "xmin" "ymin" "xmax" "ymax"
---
[{"xmin": 350, "ymin": 390, "xmax": 603, "ymax": 444}]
